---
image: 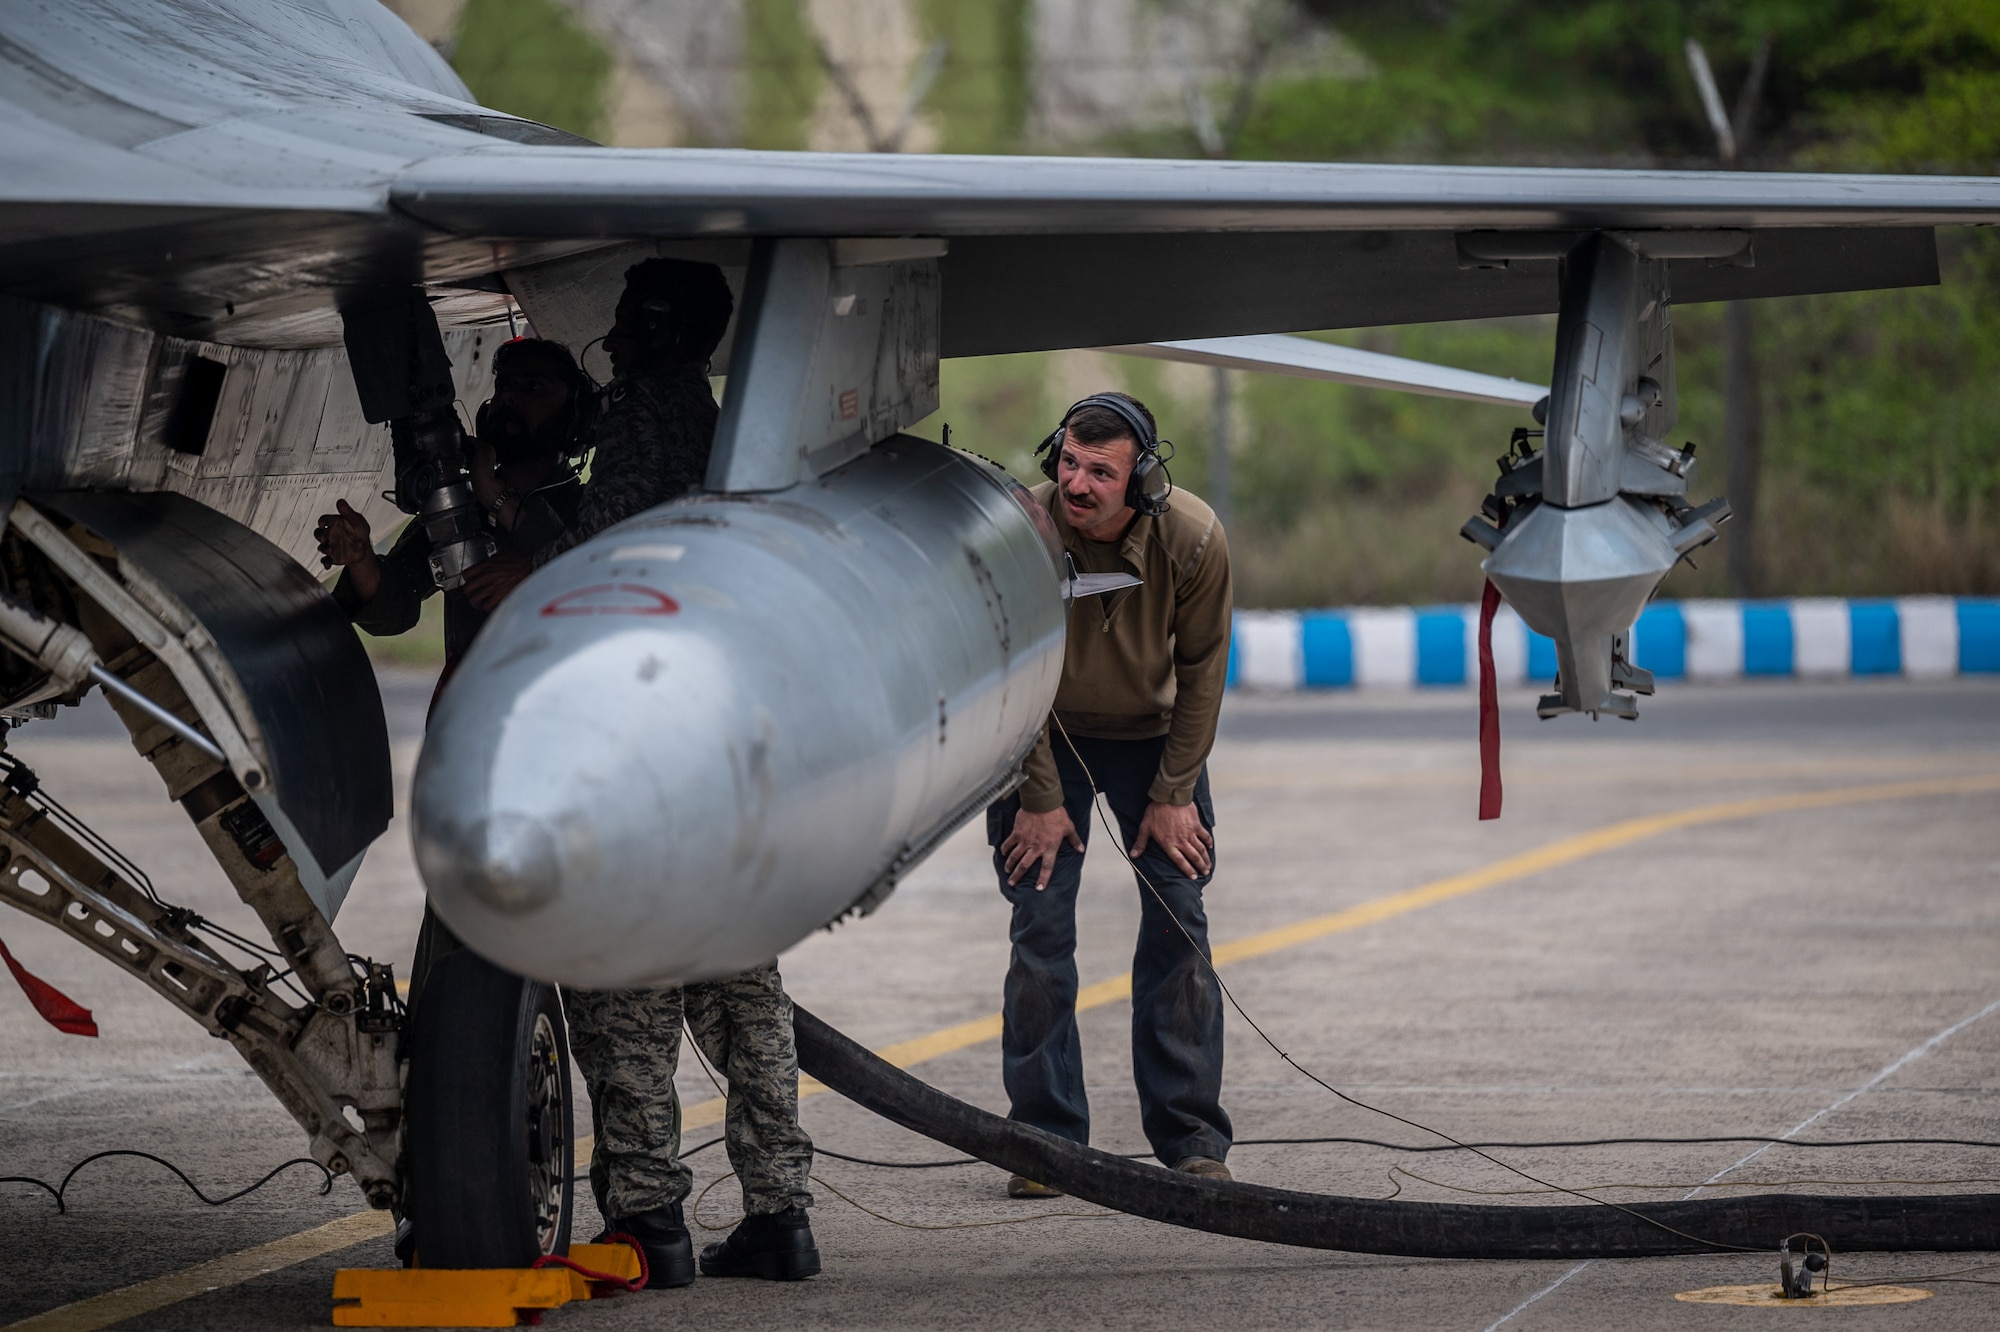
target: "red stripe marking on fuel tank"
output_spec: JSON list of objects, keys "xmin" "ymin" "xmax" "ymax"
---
[{"xmin": 539, "ymin": 583, "xmax": 681, "ymax": 617}]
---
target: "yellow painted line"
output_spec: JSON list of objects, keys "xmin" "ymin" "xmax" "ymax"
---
[
  {"xmin": 7, "ymin": 1210, "xmax": 392, "ymax": 1332},
  {"xmin": 707, "ymin": 774, "xmax": 2000, "ymax": 1123},
  {"xmin": 17, "ymin": 772, "xmax": 1993, "ymax": 1331},
  {"xmin": 1211, "ymin": 775, "xmax": 2000, "ymax": 969}
]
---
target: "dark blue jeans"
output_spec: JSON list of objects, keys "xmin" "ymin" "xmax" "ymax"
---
[{"xmin": 987, "ymin": 732, "xmax": 1232, "ymax": 1166}]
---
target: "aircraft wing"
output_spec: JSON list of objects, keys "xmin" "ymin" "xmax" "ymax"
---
[
  {"xmin": 2, "ymin": 0, "xmax": 1996, "ymax": 566},
  {"xmin": 392, "ymin": 146, "xmax": 2000, "ymax": 244},
  {"xmin": 5, "ymin": 1, "xmax": 2000, "ymax": 356},
  {"xmin": 10, "ymin": 129, "xmax": 1993, "ymax": 353},
  {"xmin": 401, "ymin": 151, "xmax": 1998, "ymax": 355},
  {"xmin": 4, "ymin": 0, "xmax": 1995, "ymax": 571}
]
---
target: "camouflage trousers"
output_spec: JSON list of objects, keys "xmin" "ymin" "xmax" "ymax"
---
[{"xmin": 563, "ymin": 963, "xmax": 814, "ymax": 1221}]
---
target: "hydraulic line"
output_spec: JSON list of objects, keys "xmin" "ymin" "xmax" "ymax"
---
[{"xmin": 790, "ymin": 1004, "xmax": 2000, "ymax": 1260}]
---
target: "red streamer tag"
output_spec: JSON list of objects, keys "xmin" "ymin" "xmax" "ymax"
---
[
  {"xmin": 1477, "ymin": 580, "xmax": 1504, "ymax": 821},
  {"xmin": 533, "ymin": 1232, "xmax": 649, "ymax": 1293},
  {"xmin": 2, "ymin": 934, "xmax": 98, "ymax": 1037}
]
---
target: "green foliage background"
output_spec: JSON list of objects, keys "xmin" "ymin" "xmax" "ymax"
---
[
  {"xmin": 449, "ymin": 0, "xmax": 610, "ymax": 141},
  {"xmin": 428, "ymin": 0, "xmax": 2000, "ymax": 627}
]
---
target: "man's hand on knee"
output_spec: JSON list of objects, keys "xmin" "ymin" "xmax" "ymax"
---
[
  {"xmin": 1000, "ymin": 806, "xmax": 1084, "ymax": 890},
  {"xmin": 1131, "ymin": 800, "xmax": 1213, "ymax": 878}
]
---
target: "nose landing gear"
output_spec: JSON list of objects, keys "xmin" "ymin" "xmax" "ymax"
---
[{"xmin": 404, "ymin": 948, "xmax": 574, "ymax": 1268}]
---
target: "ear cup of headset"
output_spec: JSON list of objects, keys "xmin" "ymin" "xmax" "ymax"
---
[
  {"xmin": 1036, "ymin": 426, "xmax": 1065, "ymax": 482},
  {"xmin": 1128, "ymin": 450, "xmax": 1172, "ymax": 517},
  {"xmin": 566, "ymin": 373, "xmax": 600, "ymax": 462},
  {"xmin": 640, "ymin": 297, "xmax": 676, "ymax": 360}
]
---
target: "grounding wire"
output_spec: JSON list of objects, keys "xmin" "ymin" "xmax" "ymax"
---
[
  {"xmin": 654, "ymin": 776, "xmax": 1993, "ymax": 1254},
  {"xmin": 1, "ymin": 1150, "xmax": 331, "ymax": 1214},
  {"xmin": 1050, "ymin": 718, "xmax": 1763, "ymax": 1256},
  {"xmin": 0, "ymin": 754, "xmax": 319, "ymax": 1004},
  {"xmin": 0, "ymin": 754, "xmax": 158, "ymax": 906},
  {"xmin": 1036, "ymin": 720, "xmax": 2000, "ymax": 1279},
  {"xmin": 33, "ymin": 791, "xmax": 157, "ymax": 905},
  {"xmin": 741, "ymin": 1133, "xmax": 2000, "ymax": 1171},
  {"xmin": 1377, "ymin": 1164, "xmax": 2000, "ymax": 1200}
]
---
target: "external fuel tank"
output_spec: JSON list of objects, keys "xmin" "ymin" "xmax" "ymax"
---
[{"xmin": 411, "ymin": 437, "xmax": 1065, "ymax": 986}]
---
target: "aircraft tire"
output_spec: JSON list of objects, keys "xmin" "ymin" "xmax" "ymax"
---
[{"xmin": 405, "ymin": 947, "xmax": 574, "ymax": 1268}]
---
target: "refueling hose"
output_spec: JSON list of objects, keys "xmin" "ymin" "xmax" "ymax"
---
[{"xmin": 791, "ymin": 1004, "xmax": 2000, "ymax": 1260}]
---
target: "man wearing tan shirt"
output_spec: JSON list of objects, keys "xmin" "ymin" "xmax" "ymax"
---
[{"xmin": 987, "ymin": 392, "xmax": 1234, "ymax": 1198}]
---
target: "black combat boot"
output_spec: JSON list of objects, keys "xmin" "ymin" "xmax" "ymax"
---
[
  {"xmin": 601, "ymin": 1202, "xmax": 696, "ymax": 1288},
  {"xmin": 698, "ymin": 1206, "xmax": 820, "ymax": 1281}
]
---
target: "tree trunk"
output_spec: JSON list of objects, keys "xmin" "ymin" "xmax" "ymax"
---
[{"xmin": 1723, "ymin": 300, "xmax": 1762, "ymax": 596}]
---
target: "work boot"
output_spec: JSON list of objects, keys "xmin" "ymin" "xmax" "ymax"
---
[
  {"xmin": 600, "ymin": 1202, "xmax": 696, "ymax": 1289},
  {"xmin": 1174, "ymin": 1157, "xmax": 1233, "ymax": 1182},
  {"xmin": 1007, "ymin": 1173, "xmax": 1063, "ymax": 1199},
  {"xmin": 698, "ymin": 1206, "xmax": 821, "ymax": 1281}
]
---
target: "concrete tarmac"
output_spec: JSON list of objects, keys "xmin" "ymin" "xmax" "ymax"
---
[{"xmin": 3, "ymin": 676, "xmax": 1997, "ymax": 1329}]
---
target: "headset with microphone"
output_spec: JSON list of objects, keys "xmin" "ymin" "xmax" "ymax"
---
[
  {"xmin": 474, "ymin": 338, "xmax": 600, "ymax": 468},
  {"xmin": 636, "ymin": 293, "xmax": 681, "ymax": 361},
  {"xmin": 1035, "ymin": 393, "xmax": 1174, "ymax": 517}
]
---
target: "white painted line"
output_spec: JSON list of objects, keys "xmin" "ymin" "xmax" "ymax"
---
[
  {"xmin": 1681, "ymin": 600, "xmax": 1742, "ymax": 680},
  {"xmin": 1790, "ymin": 598, "xmax": 1850, "ymax": 678},
  {"xmin": 1234, "ymin": 611, "xmax": 1302, "ymax": 691},
  {"xmin": 1482, "ymin": 990, "xmax": 2000, "ymax": 1330},
  {"xmin": 1349, "ymin": 607, "xmax": 1416, "ymax": 688},
  {"xmin": 1482, "ymin": 1260, "xmax": 1597, "ymax": 1332},
  {"xmin": 1898, "ymin": 596, "xmax": 1959, "ymax": 679},
  {"xmin": 1691, "ymin": 993, "xmax": 2000, "ymax": 1193}
]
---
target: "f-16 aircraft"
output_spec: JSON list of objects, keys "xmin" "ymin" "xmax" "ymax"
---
[{"xmin": 5, "ymin": 0, "xmax": 1999, "ymax": 1271}]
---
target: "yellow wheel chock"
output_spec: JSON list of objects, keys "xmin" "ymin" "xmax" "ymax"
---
[{"xmin": 333, "ymin": 1242, "xmax": 645, "ymax": 1327}]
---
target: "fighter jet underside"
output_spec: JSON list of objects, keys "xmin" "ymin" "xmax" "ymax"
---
[{"xmin": 5, "ymin": 0, "xmax": 2000, "ymax": 1264}]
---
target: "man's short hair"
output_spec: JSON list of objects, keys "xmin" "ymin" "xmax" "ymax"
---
[
  {"xmin": 1065, "ymin": 392, "xmax": 1156, "ymax": 453},
  {"xmin": 621, "ymin": 258, "xmax": 735, "ymax": 366}
]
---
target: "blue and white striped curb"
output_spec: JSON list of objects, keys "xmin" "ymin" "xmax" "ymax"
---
[{"xmin": 1225, "ymin": 598, "xmax": 2000, "ymax": 690}]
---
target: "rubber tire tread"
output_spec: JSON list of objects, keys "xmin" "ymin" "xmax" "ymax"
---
[{"xmin": 406, "ymin": 947, "xmax": 573, "ymax": 1268}]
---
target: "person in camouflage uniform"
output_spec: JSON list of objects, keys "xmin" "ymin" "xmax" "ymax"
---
[
  {"xmin": 463, "ymin": 259, "xmax": 819, "ymax": 1288},
  {"xmin": 565, "ymin": 965, "xmax": 813, "ymax": 1223}
]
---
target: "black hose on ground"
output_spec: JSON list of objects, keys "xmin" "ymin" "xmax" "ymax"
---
[{"xmin": 791, "ymin": 1005, "xmax": 2000, "ymax": 1260}]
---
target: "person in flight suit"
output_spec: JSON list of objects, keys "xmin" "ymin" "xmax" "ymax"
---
[
  {"xmin": 986, "ymin": 392, "xmax": 1235, "ymax": 1199},
  {"xmin": 462, "ymin": 258, "xmax": 820, "ymax": 1288}
]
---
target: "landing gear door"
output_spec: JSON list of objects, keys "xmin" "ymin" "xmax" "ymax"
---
[{"xmin": 26, "ymin": 490, "xmax": 392, "ymax": 920}]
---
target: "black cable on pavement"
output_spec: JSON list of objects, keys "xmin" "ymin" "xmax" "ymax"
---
[
  {"xmin": 1, "ymin": 1150, "xmax": 331, "ymax": 1215},
  {"xmin": 793, "ymin": 1133, "xmax": 2000, "ymax": 1170}
]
